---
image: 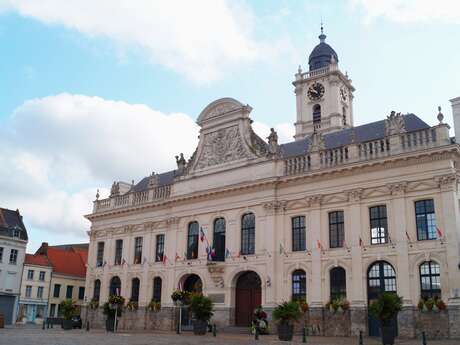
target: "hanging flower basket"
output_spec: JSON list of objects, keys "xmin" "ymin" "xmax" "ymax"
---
[
  {"xmin": 89, "ymin": 298, "xmax": 99, "ymax": 310},
  {"xmin": 170, "ymin": 290, "xmax": 192, "ymax": 305},
  {"xmin": 418, "ymin": 298, "xmax": 446, "ymax": 313},
  {"xmin": 126, "ymin": 301, "xmax": 138, "ymax": 311},
  {"xmin": 147, "ymin": 299, "xmax": 161, "ymax": 312}
]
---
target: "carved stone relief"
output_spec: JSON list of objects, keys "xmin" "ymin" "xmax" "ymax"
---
[{"xmin": 385, "ymin": 111, "xmax": 406, "ymax": 136}]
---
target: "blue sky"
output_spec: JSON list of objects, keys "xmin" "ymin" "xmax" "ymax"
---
[{"xmin": 1, "ymin": 0, "xmax": 459, "ymax": 252}]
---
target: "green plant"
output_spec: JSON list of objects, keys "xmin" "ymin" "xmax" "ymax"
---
[
  {"xmin": 189, "ymin": 294, "xmax": 214, "ymax": 322},
  {"xmin": 59, "ymin": 299, "xmax": 76, "ymax": 320},
  {"xmin": 89, "ymin": 298, "xmax": 99, "ymax": 310},
  {"xmin": 171, "ymin": 290, "xmax": 192, "ymax": 304},
  {"xmin": 368, "ymin": 293, "xmax": 402, "ymax": 325},
  {"xmin": 273, "ymin": 301, "xmax": 302, "ymax": 325},
  {"xmin": 108, "ymin": 294, "xmax": 125, "ymax": 305},
  {"xmin": 326, "ymin": 297, "xmax": 350, "ymax": 313},
  {"xmin": 147, "ymin": 299, "xmax": 161, "ymax": 312},
  {"xmin": 417, "ymin": 297, "xmax": 446, "ymax": 312},
  {"xmin": 126, "ymin": 300, "xmax": 138, "ymax": 311}
]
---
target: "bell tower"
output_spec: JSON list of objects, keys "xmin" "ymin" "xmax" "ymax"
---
[{"xmin": 293, "ymin": 27, "xmax": 355, "ymax": 140}]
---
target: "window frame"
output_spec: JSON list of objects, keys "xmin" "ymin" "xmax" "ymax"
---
[
  {"xmin": 329, "ymin": 211, "xmax": 345, "ymax": 248},
  {"xmin": 96, "ymin": 241, "xmax": 105, "ymax": 267},
  {"xmin": 415, "ymin": 199, "xmax": 437, "ymax": 241},
  {"xmin": 419, "ymin": 261, "xmax": 441, "ymax": 299},
  {"xmin": 313, "ymin": 104, "xmax": 321, "ymax": 123},
  {"xmin": 369, "ymin": 205, "xmax": 388, "ymax": 245},
  {"xmin": 155, "ymin": 234, "xmax": 165, "ymax": 262},
  {"xmin": 27, "ymin": 269, "xmax": 34, "ymax": 280},
  {"xmin": 114, "ymin": 239, "xmax": 123, "ymax": 265},
  {"xmin": 53, "ymin": 284, "xmax": 61, "ymax": 298},
  {"xmin": 291, "ymin": 216, "xmax": 306, "ymax": 252},
  {"xmin": 37, "ymin": 286, "xmax": 44, "ymax": 299},
  {"xmin": 130, "ymin": 278, "xmax": 140, "ymax": 302},
  {"xmin": 186, "ymin": 222, "xmax": 199, "ymax": 260},
  {"xmin": 78, "ymin": 286, "xmax": 85, "ymax": 300},
  {"xmin": 93, "ymin": 279, "xmax": 101, "ymax": 301},
  {"xmin": 9, "ymin": 249, "xmax": 18, "ymax": 264},
  {"xmin": 291, "ymin": 269, "xmax": 307, "ymax": 301},
  {"xmin": 212, "ymin": 217, "xmax": 226, "ymax": 262},
  {"xmin": 0, "ymin": 247, "xmax": 3, "ymax": 262},
  {"xmin": 66, "ymin": 285, "xmax": 73, "ymax": 299},
  {"xmin": 134, "ymin": 236, "xmax": 143, "ymax": 264},
  {"xmin": 25, "ymin": 285, "xmax": 32, "ymax": 298},
  {"xmin": 39, "ymin": 271, "xmax": 46, "ymax": 281},
  {"xmin": 330, "ymin": 267, "xmax": 347, "ymax": 300},
  {"xmin": 153, "ymin": 276, "xmax": 162, "ymax": 302},
  {"xmin": 241, "ymin": 213, "xmax": 255, "ymax": 255}
]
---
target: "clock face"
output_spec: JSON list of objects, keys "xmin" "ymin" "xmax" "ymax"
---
[
  {"xmin": 340, "ymin": 87, "xmax": 348, "ymax": 102},
  {"xmin": 307, "ymin": 82, "xmax": 325, "ymax": 101}
]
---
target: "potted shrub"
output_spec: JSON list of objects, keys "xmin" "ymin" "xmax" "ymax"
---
[
  {"xmin": 60, "ymin": 299, "xmax": 76, "ymax": 330},
  {"xmin": 189, "ymin": 294, "xmax": 214, "ymax": 335},
  {"xmin": 368, "ymin": 293, "xmax": 402, "ymax": 345},
  {"xmin": 272, "ymin": 301, "xmax": 302, "ymax": 341}
]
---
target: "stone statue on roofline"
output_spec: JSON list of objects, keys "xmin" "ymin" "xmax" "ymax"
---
[
  {"xmin": 175, "ymin": 153, "xmax": 187, "ymax": 173},
  {"xmin": 148, "ymin": 172, "xmax": 159, "ymax": 188},
  {"xmin": 385, "ymin": 110, "xmax": 406, "ymax": 136},
  {"xmin": 309, "ymin": 127, "xmax": 325, "ymax": 152},
  {"xmin": 110, "ymin": 181, "xmax": 120, "ymax": 197},
  {"xmin": 267, "ymin": 128, "xmax": 279, "ymax": 156}
]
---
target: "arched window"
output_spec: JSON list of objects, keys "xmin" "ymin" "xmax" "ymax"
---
[
  {"xmin": 330, "ymin": 267, "xmax": 346, "ymax": 300},
  {"xmin": 292, "ymin": 269, "xmax": 306, "ymax": 301},
  {"xmin": 93, "ymin": 279, "xmax": 101, "ymax": 301},
  {"xmin": 241, "ymin": 213, "xmax": 255, "ymax": 255},
  {"xmin": 109, "ymin": 276, "xmax": 121, "ymax": 296},
  {"xmin": 420, "ymin": 261, "xmax": 441, "ymax": 299},
  {"xmin": 367, "ymin": 261, "xmax": 396, "ymax": 298},
  {"xmin": 131, "ymin": 278, "xmax": 140, "ymax": 302},
  {"xmin": 213, "ymin": 218, "xmax": 226, "ymax": 261},
  {"xmin": 342, "ymin": 107, "xmax": 347, "ymax": 125},
  {"xmin": 153, "ymin": 277, "xmax": 162, "ymax": 302},
  {"xmin": 187, "ymin": 222, "xmax": 199, "ymax": 260},
  {"xmin": 313, "ymin": 104, "xmax": 321, "ymax": 123}
]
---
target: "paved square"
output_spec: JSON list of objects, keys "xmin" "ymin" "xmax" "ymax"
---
[{"xmin": 0, "ymin": 326, "xmax": 458, "ymax": 345}]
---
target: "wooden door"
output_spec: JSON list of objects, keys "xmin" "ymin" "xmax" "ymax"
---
[{"xmin": 235, "ymin": 271, "xmax": 261, "ymax": 326}]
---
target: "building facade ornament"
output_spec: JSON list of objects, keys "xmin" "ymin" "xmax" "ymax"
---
[
  {"xmin": 267, "ymin": 128, "xmax": 280, "ymax": 156},
  {"xmin": 263, "ymin": 200, "xmax": 287, "ymax": 215},
  {"xmin": 346, "ymin": 188, "xmax": 363, "ymax": 202},
  {"xmin": 385, "ymin": 111, "xmax": 406, "ymax": 136},
  {"xmin": 435, "ymin": 173, "xmax": 458, "ymax": 191},
  {"xmin": 386, "ymin": 182, "xmax": 407, "ymax": 196}
]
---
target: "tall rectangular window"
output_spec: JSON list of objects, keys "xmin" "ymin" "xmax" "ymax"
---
[
  {"xmin": 0, "ymin": 247, "xmax": 3, "ymax": 262},
  {"xmin": 78, "ymin": 286, "xmax": 85, "ymax": 300},
  {"xmin": 155, "ymin": 234, "xmax": 164, "ymax": 262},
  {"xmin": 241, "ymin": 213, "xmax": 255, "ymax": 255},
  {"xmin": 66, "ymin": 285, "xmax": 73, "ymax": 299},
  {"xmin": 415, "ymin": 199, "xmax": 437, "ymax": 240},
  {"xmin": 96, "ymin": 242, "xmax": 104, "ymax": 267},
  {"xmin": 53, "ymin": 284, "xmax": 61, "ymax": 298},
  {"xmin": 292, "ymin": 216, "xmax": 306, "ymax": 252},
  {"xmin": 134, "ymin": 237, "xmax": 143, "ymax": 264},
  {"xmin": 186, "ymin": 222, "xmax": 199, "ymax": 260},
  {"xmin": 9, "ymin": 249, "xmax": 18, "ymax": 264},
  {"xmin": 369, "ymin": 205, "xmax": 388, "ymax": 245},
  {"xmin": 27, "ymin": 270, "xmax": 34, "ymax": 280},
  {"xmin": 37, "ymin": 286, "xmax": 44, "ymax": 299},
  {"xmin": 25, "ymin": 285, "xmax": 32, "ymax": 298},
  {"xmin": 39, "ymin": 271, "xmax": 46, "ymax": 281},
  {"xmin": 329, "ymin": 211, "xmax": 345, "ymax": 248},
  {"xmin": 49, "ymin": 304, "xmax": 56, "ymax": 317},
  {"xmin": 114, "ymin": 239, "xmax": 123, "ymax": 265}
]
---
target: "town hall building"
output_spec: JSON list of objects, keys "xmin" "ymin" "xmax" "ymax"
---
[{"xmin": 84, "ymin": 29, "xmax": 460, "ymax": 338}]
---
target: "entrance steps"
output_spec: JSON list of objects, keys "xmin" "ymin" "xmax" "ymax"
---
[{"xmin": 219, "ymin": 326, "xmax": 251, "ymax": 334}]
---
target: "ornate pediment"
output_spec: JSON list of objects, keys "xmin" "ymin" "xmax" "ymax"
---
[{"xmin": 188, "ymin": 98, "xmax": 268, "ymax": 172}]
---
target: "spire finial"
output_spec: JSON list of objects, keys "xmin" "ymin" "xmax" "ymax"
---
[
  {"xmin": 319, "ymin": 20, "xmax": 326, "ymax": 43},
  {"xmin": 437, "ymin": 106, "xmax": 444, "ymax": 124}
]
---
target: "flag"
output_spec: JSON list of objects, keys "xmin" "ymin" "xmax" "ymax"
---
[
  {"xmin": 175, "ymin": 253, "xmax": 181, "ymax": 262},
  {"xmin": 211, "ymin": 248, "xmax": 216, "ymax": 257},
  {"xmin": 162, "ymin": 254, "xmax": 167, "ymax": 265},
  {"xmin": 225, "ymin": 248, "xmax": 232, "ymax": 259},
  {"xmin": 359, "ymin": 237, "xmax": 363, "ymax": 247},
  {"xmin": 388, "ymin": 235, "xmax": 393, "ymax": 244},
  {"xmin": 316, "ymin": 240, "xmax": 322, "ymax": 250},
  {"xmin": 200, "ymin": 227, "xmax": 206, "ymax": 242},
  {"xmin": 405, "ymin": 231, "xmax": 411, "ymax": 242},
  {"xmin": 436, "ymin": 227, "xmax": 443, "ymax": 238},
  {"xmin": 122, "ymin": 258, "xmax": 126, "ymax": 265}
]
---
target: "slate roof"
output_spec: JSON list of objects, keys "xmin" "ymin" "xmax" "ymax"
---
[
  {"xmin": 0, "ymin": 207, "xmax": 28, "ymax": 241},
  {"xmin": 280, "ymin": 114, "xmax": 430, "ymax": 158},
  {"xmin": 128, "ymin": 114, "xmax": 430, "ymax": 193}
]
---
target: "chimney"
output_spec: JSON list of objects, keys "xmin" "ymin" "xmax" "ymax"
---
[
  {"xmin": 38, "ymin": 242, "xmax": 49, "ymax": 255},
  {"xmin": 450, "ymin": 96, "xmax": 460, "ymax": 143}
]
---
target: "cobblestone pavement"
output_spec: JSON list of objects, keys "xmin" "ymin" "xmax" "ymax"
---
[{"xmin": 0, "ymin": 326, "xmax": 459, "ymax": 345}]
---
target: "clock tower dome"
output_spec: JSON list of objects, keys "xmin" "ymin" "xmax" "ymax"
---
[{"xmin": 293, "ymin": 27, "xmax": 355, "ymax": 140}]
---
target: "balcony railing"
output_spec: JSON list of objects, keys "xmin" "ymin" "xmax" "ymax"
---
[{"xmin": 285, "ymin": 125, "xmax": 450, "ymax": 176}]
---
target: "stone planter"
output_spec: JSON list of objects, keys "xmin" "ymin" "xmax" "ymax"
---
[
  {"xmin": 62, "ymin": 319, "xmax": 73, "ymax": 330},
  {"xmin": 381, "ymin": 325, "xmax": 396, "ymax": 345},
  {"xmin": 192, "ymin": 320, "xmax": 208, "ymax": 335},
  {"xmin": 277, "ymin": 323, "xmax": 294, "ymax": 341}
]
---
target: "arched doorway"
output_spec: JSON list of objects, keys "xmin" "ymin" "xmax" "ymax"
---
[
  {"xmin": 109, "ymin": 276, "xmax": 121, "ymax": 296},
  {"xmin": 235, "ymin": 271, "xmax": 261, "ymax": 326},
  {"xmin": 367, "ymin": 261, "xmax": 397, "ymax": 337},
  {"xmin": 180, "ymin": 274, "xmax": 203, "ymax": 328}
]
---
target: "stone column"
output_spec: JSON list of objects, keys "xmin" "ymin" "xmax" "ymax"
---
[
  {"xmin": 347, "ymin": 189, "xmax": 367, "ymax": 336},
  {"xmin": 388, "ymin": 182, "xmax": 415, "ymax": 338},
  {"xmin": 437, "ymin": 174, "xmax": 460, "ymax": 338}
]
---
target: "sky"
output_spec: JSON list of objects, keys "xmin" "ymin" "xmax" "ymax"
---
[{"xmin": 1, "ymin": 0, "xmax": 460, "ymax": 253}]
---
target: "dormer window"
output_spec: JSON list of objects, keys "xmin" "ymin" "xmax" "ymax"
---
[{"xmin": 313, "ymin": 104, "xmax": 321, "ymax": 123}]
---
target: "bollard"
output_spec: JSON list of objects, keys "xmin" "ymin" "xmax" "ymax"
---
[
  {"xmin": 42, "ymin": 320, "xmax": 45, "ymax": 330},
  {"xmin": 255, "ymin": 326, "xmax": 259, "ymax": 340},
  {"xmin": 359, "ymin": 330, "xmax": 363, "ymax": 345},
  {"xmin": 302, "ymin": 326, "xmax": 307, "ymax": 343},
  {"xmin": 213, "ymin": 324, "xmax": 216, "ymax": 337},
  {"xmin": 86, "ymin": 321, "xmax": 90, "ymax": 332},
  {"xmin": 422, "ymin": 331, "xmax": 427, "ymax": 345}
]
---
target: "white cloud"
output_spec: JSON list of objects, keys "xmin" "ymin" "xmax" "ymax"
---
[
  {"xmin": 0, "ymin": 93, "xmax": 293, "ymax": 241},
  {"xmin": 252, "ymin": 121, "xmax": 294, "ymax": 144},
  {"xmin": 351, "ymin": 0, "xmax": 460, "ymax": 24},
  {"xmin": 0, "ymin": 0, "xmax": 269, "ymax": 82}
]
